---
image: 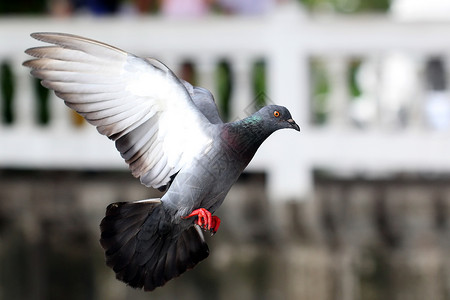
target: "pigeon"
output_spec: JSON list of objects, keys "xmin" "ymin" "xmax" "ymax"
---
[{"xmin": 23, "ymin": 32, "xmax": 300, "ymax": 291}]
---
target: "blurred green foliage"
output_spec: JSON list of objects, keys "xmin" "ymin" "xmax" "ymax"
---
[
  {"xmin": 35, "ymin": 78, "xmax": 50, "ymax": 125},
  {"xmin": 216, "ymin": 61, "xmax": 233, "ymax": 121},
  {"xmin": 252, "ymin": 60, "xmax": 267, "ymax": 108},
  {"xmin": 349, "ymin": 59, "xmax": 362, "ymax": 98},
  {"xmin": 310, "ymin": 59, "xmax": 330, "ymax": 125},
  {"xmin": 299, "ymin": 0, "xmax": 390, "ymax": 13},
  {"xmin": 1, "ymin": 62, "xmax": 14, "ymax": 124},
  {"xmin": 310, "ymin": 58, "xmax": 364, "ymax": 125}
]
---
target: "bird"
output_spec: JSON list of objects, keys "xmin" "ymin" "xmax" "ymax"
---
[{"xmin": 23, "ymin": 32, "xmax": 300, "ymax": 292}]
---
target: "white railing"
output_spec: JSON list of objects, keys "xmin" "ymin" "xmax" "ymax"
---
[{"xmin": 2, "ymin": 3, "xmax": 450, "ymax": 202}]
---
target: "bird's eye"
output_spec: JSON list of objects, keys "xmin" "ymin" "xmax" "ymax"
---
[{"xmin": 273, "ymin": 110, "xmax": 280, "ymax": 117}]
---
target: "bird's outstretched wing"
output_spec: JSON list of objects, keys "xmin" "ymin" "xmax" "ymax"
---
[
  {"xmin": 180, "ymin": 79, "xmax": 223, "ymax": 125},
  {"xmin": 24, "ymin": 32, "xmax": 214, "ymax": 189}
]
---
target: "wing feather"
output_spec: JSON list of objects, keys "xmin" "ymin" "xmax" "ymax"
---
[
  {"xmin": 57, "ymin": 91, "xmax": 130, "ymax": 103},
  {"xmin": 31, "ymin": 69, "xmax": 123, "ymax": 85},
  {"xmin": 67, "ymin": 98, "xmax": 147, "ymax": 115},
  {"xmin": 24, "ymin": 32, "xmax": 215, "ymax": 189},
  {"xmin": 25, "ymin": 58, "xmax": 122, "ymax": 73}
]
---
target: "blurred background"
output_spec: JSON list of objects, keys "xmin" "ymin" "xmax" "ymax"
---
[{"xmin": 1, "ymin": 0, "xmax": 450, "ymax": 299}]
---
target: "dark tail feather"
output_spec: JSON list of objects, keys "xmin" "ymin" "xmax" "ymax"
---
[{"xmin": 100, "ymin": 200, "xmax": 209, "ymax": 291}]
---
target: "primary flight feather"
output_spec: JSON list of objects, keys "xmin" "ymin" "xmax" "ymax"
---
[{"xmin": 24, "ymin": 32, "xmax": 300, "ymax": 291}]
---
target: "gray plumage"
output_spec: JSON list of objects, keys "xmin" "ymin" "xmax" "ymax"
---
[{"xmin": 23, "ymin": 32, "xmax": 300, "ymax": 291}]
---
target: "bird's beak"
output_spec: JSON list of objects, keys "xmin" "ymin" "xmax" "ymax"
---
[{"xmin": 287, "ymin": 119, "xmax": 300, "ymax": 131}]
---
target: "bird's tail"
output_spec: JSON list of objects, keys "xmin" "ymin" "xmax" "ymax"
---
[{"xmin": 99, "ymin": 199, "xmax": 209, "ymax": 291}]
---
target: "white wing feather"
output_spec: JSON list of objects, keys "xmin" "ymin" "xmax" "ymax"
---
[{"xmin": 24, "ymin": 32, "xmax": 213, "ymax": 189}]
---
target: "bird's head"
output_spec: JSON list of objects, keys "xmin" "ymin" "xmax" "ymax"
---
[{"xmin": 256, "ymin": 105, "xmax": 300, "ymax": 132}]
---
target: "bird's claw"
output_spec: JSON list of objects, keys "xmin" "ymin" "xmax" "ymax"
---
[
  {"xmin": 183, "ymin": 208, "xmax": 221, "ymax": 235},
  {"xmin": 209, "ymin": 216, "xmax": 221, "ymax": 236}
]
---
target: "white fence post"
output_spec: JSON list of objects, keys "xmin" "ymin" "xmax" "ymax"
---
[
  {"xmin": 265, "ymin": 28, "xmax": 312, "ymax": 201},
  {"xmin": 327, "ymin": 57, "xmax": 350, "ymax": 128},
  {"xmin": 197, "ymin": 56, "xmax": 218, "ymax": 99},
  {"xmin": 230, "ymin": 55, "xmax": 254, "ymax": 120},
  {"xmin": 49, "ymin": 92, "xmax": 73, "ymax": 131}
]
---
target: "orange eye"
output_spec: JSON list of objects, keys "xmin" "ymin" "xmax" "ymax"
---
[{"xmin": 273, "ymin": 111, "xmax": 280, "ymax": 117}]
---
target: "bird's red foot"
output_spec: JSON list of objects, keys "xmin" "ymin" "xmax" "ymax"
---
[
  {"xmin": 183, "ymin": 208, "xmax": 221, "ymax": 235},
  {"xmin": 210, "ymin": 216, "xmax": 221, "ymax": 235}
]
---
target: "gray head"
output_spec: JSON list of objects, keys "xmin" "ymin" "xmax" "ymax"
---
[
  {"xmin": 254, "ymin": 105, "xmax": 300, "ymax": 132},
  {"xmin": 223, "ymin": 104, "xmax": 300, "ymax": 161}
]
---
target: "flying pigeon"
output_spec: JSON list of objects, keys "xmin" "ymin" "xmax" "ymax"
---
[{"xmin": 23, "ymin": 32, "xmax": 300, "ymax": 291}]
